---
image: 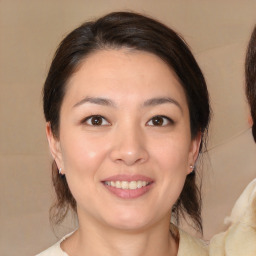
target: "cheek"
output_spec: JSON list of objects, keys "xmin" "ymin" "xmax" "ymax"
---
[
  {"xmin": 152, "ymin": 133, "xmax": 191, "ymax": 170},
  {"xmin": 158, "ymin": 143, "xmax": 189, "ymax": 187},
  {"xmin": 59, "ymin": 134, "xmax": 110, "ymax": 208},
  {"xmin": 151, "ymin": 134, "xmax": 191, "ymax": 201},
  {"xmin": 60, "ymin": 132, "xmax": 109, "ymax": 176}
]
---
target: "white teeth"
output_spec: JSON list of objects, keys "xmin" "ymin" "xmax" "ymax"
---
[
  {"xmin": 137, "ymin": 181, "xmax": 142, "ymax": 188},
  {"xmin": 116, "ymin": 181, "xmax": 121, "ymax": 188},
  {"xmin": 129, "ymin": 181, "xmax": 137, "ymax": 190},
  {"xmin": 121, "ymin": 181, "xmax": 129, "ymax": 189},
  {"xmin": 104, "ymin": 180, "xmax": 150, "ymax": 189}
]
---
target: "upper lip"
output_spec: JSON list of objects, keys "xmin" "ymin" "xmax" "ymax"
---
[{"xmin": 102, "ymin": 174, "xmax": 153, "ymax": 182}]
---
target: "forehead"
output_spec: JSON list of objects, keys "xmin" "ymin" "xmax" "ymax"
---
[{"xmin": 64, "ymin": 49, "xmax": 187, "ymax": 107}]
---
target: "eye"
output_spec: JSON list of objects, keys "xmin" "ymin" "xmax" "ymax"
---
[
  {"xmin": 83, "ymin": 115, "xmax": 110, "ymax": 126},
  {"xmin": 147, "ymin": 115, "xmax": 173, "ymax": 126}
]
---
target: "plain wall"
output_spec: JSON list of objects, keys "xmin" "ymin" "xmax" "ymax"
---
[{"xmin": 1, "ymin": 1, "xmax": 256, "ymax": 255}]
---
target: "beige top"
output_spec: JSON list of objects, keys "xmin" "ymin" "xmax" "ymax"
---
[{"xmin": 36, "ymin": 227, "xmax": 208, "ymax": 256}]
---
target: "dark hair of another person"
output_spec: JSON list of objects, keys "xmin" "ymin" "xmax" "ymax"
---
[
  {"xmin": 245, "ymin": 25, "xmax": 256, "ymax": 142},
  {"xmin": 43, "ymin": 12, "xmax": 211, "ymax": 233}
]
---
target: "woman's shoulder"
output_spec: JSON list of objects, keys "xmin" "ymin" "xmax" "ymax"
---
[
  {"xmin": 178, "ymin": 228, "xmax": 208, "ymax": 256},
  {"xmin": 36, "ymin": 242, "xmax": 66, "ymax": 256},
  {"xmin": 36, "ymin": 231, "xmax": 74, "ymax": 256}
]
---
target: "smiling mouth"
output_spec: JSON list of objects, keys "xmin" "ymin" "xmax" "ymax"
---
[{"xmin": 103, "ymin": 180, "xmax": 151, "ymax": 190}]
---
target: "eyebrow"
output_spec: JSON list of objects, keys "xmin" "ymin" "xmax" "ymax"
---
[
  {"xmin": 73, "ymin": 96, "xmax": 182, "ymax": 112},
  {"xmin": 73, "ymin": 97, "xmax": 116, "ymax": 108},
  {"xmin": 143, "ymin": 97, "xmax": 183, "ymax": 112}
]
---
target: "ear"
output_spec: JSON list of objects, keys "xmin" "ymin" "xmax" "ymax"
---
[
  {"xmin": 187, "ymin": 132, "xmax": 202, "ymax": 174},
  {"xmin": 46, "ymin": 122, "xmax": 64, "ymax": 173}
]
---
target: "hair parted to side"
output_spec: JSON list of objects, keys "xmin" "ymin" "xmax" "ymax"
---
[
  {"xmin": 245, "ymin": 25, "xmax": 256, "ymax": 142},
  {"xmin": 43, "ymin": 12, "xmax": 211, "ymax": 233}
]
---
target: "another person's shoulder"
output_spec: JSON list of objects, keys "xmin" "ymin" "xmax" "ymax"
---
[{"xmin": 209, "ymin": 179, "xmax": 256, "ymax": 256}]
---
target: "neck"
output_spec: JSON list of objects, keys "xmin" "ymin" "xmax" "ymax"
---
[{"xmin": 61, "ymin": 211, "xmax": 178, "ymax": 256}]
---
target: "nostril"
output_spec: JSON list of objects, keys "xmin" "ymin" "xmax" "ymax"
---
[
  {"xmin": 110, "ymin": 148, "xmax": 149, "ymax": 166},
  {"xmin": 109, "ymin": 130, "xmax": 149, "ymax": 165}
]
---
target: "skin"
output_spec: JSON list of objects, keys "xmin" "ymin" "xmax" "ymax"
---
[{"xmin": 46, "ymin": 49, "xmax": 201, "ymax": 256}]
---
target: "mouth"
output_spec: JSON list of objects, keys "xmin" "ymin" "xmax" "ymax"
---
[
  {"xmin": 103, "ymin": 180, "xmax": 151, "ymax": 190},
  {"xmin": 102, "ymin": 175, "xmax": 154, "ymax": 199}
]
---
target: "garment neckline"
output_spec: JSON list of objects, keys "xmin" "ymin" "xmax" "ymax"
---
[
  {"xmin": 57, "ymin": 226, "xmax": 207, "ymax": 256},
  {"xmin": 58, "ymin": 230, "xmax": 76, "ymax": 256}
]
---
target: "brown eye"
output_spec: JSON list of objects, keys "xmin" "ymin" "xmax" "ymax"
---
[
  {"xmin": 84, "ymin": 115, "xmax": 110, "ymax": 126},
  {"xmin": 91, "ymin": 116, "xmax": 102, "ymax": 125},
  {"xmin": 147, "ymin": 115, "xmax": 173, "ymax": 126},
  {"xmin": 152, "ymin": 116, "xmax": 164, "ymax": 126}
]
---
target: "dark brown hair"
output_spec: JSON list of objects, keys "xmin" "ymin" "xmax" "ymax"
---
[
  {"xmin": 245, "ymin": 26, "xmax": 256, "ymax": 142},
  {"xmin": 43, "ymin": 12, "xmax": 211, "ymax": 232}
]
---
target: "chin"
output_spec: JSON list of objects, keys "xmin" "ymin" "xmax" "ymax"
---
[
  {"xmin": 109, "ymin": 219, "xmax": 149, "ymax": 232},
  {"xmin": 104, "ymin": 208, "xmax": 154, "ymax": 231}
]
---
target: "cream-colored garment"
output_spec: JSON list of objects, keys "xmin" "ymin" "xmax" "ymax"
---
[
  {"xmin": 36, "ymin": 231, "xmax": 72, "ymax": 256},
  {"xmin": 209, "ymin": 179, "xmax": 256, "ymax": 256},
  {"xmin": 36, "ymin": 227, "xmax": 208, "ymax": 256}
]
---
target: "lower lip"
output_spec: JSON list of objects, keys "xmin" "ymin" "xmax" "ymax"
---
[{"xmin": 103, "ymin": 183, "xmax": 153, "ymax": 199}]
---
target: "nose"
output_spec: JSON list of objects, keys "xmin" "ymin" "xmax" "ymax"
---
[{"xmin": 109, "ymin": 124, "xmax": 149, "ymax": 166}]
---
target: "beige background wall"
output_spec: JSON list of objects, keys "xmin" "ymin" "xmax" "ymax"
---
[{"xmin": 1, "ymin": 1, "xmax": 256, "ymax": 255}]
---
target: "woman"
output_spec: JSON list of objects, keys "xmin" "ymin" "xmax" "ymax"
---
[
  {"xmin": 209, "ymin": 26, "xmax": 256, "ymax": 256},
  {"xmin": 37, "ymin": 12, "xmax": 210, "ymax": 256}
]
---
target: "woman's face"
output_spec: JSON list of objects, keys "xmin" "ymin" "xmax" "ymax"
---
[{"xmin": 47, "ymin": 49, "xmax": 200, "ymax": 230}]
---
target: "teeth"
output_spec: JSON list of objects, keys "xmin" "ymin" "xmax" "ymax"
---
[
  {"xmin": 122, "ymin": 181, "xmax": 129, "ymax": 189},
  {"xmin": 137, "ymin": 181, "xmax": 142, "ymax": 188},
  {"xmin": 129, "ymin": 181, "xmax": 137, "ymax": 189},
  {"xmin": 116, "ymin": 181, "xmax": 121, "ymax": 188},
  {"xmin": 104, "ymin": 180, "xmax": 150, "ymax": 189}
]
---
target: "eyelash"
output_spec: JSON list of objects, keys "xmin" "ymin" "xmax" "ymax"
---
[
  {"xmin": 81, "ymin": 115, "xmax": 110, "ymax": 126},
  {"xmin": 146, "ymin": 115, "xmax": 174, "ymax": 126},
  {"xmin": 81, "ymin": 115, "xmax": 174, "ymax": 127}
]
